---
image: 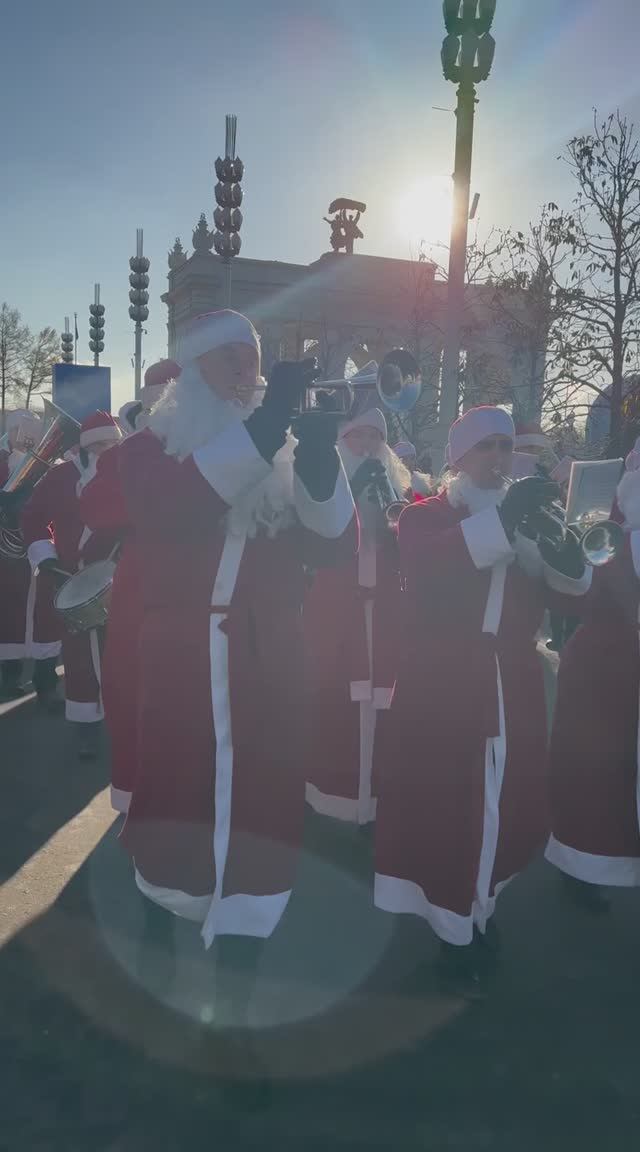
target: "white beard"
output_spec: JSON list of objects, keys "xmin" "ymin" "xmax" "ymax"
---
[
  {"xmin": 445, "ymin": 471, "xmax": 508, "ymax": 514},
  {"xmin": 146, "ymin": 363, "xmax": 295, "ymax": 539},
  {"xmin": 617, "ymin": 470, "xmax": 640, "ymax": 530},
  {"xmin": 410, "ymin": 470, "xmax": 433, "ymax": 496}
]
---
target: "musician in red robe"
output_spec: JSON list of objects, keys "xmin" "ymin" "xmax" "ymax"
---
[
  {"xmin": 546, "ymin": 441, "xmax": 640, "ymax": 902},
  {"xmin": 80, "ymin": 311, "xmax": 356, "ymax": 960},
  {"xmin": 392, "ymin": 440, "xmax": 433, "ymax": 501},
  {"xmin": 20, "ymin": 411, "xmax": 121, "ymax": 758},
  {"xmin": 84, "ymin": 361, "xmax": 181, "ymax": 809},
  {"xmin": 0, "ymin": 411, "xmax": 61, "ymax": 705},
  {"xmin": 304, "ymin": 408, "xmax": 409, "ymax": 824},
  {"xmin": 373, "ymin": 406, "xmax": 592, "ymax": 995}
]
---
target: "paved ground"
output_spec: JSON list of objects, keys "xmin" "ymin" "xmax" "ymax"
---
[{"xmin": 1, "ymin": 658, "xmax": 640, "ymax": 1151}]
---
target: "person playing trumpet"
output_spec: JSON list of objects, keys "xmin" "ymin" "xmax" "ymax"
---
[
  {"xmin": 373, "ymin": 406, "xmax": 592, "ymax": 996},
  {"xmin": 304, "ymin": 407, "xmax": 410, "ymax": 825}
]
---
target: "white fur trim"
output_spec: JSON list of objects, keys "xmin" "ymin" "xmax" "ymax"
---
[
  {"xmin": 65, "ymin": 699, "xmax": 103, "ymax": 723},
  {"xmin": 192, "ymin": 421, "xmax": 271, "ymax": 506},
  {"xmin": 79, "ymin": 425, "xmax": 121, "ymax": 449},
  {"xmin": 31, "ymin": 642, "xmax": 62, "ymax": 659},
  {"xmin": 461, "ymin": 506, "xmax": 514, "ymax": 570},
  {"xmin": 27, "ymin": 539, "xmax": 58, "ymax": 572},
  {"xmin": 111, "ymin": 786, "xmax": 131, "ymax": 814},
  {"xmin": 0, "ymin": 643, "xmax": 27, "ymax": 659},
  {"xmin": 207, "ymin": 889, "xmax": 292, "ymax": 938},
  {"xmin": 373, "ymin": 686, "xmax": 394, "ymax": 710},
  {"xmin": 473, "ymin": 661, "xmax": 507, "ymax": 932},
  {"xmin": 350, "ymin": 679, "xmax": 371, "ymax": 702},
  {"xmin": 135, "ymin": 868, "xmax": 212, "ymax": 922},
  {"xmin": 179, "ymin": 310, "xmax": 260, "ymax": 364},
  {"xmin": 293, "ymin": 462, "xmax": 354, "ymax": 539},
  {"xmin": 542, "ymin": 559, "xmax": 592, "ymax": 596},
  {"xmin": 448, "ymin": 407, "xmax": 515, "ymax": 466},
  {"xmin": 374, "ymin": 873, "xmax": 474, "ymax": 945},
  {"xmin": 201, "ymin": 531, "xmax": 247, "ymax": 950},
  {"xmin": 545, "ymin": 835, "xmax": 640, "ymax": 886},
  {"xmin": 340, "ymin": 408, "xmax": 387, "ymax": 442},
  {"xmin": 305, "ymin": 782, "xmax": 377, "ymax": 824}
]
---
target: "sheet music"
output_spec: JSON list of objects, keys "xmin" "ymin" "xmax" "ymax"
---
[{"xmin": 565, "ymin": 459, "xmax": 623, "ymax": 525}]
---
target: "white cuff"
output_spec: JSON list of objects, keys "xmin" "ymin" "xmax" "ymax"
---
[
  {"xmin": 542, "ymin": 559, "xmax": 592, "ymax": 596},
  {"xmin": 27, "ymin": 539, "xmax": 58, "ymax": 572},
  {"xmin": 192, "ymin": 421, "xmax": 271, "ymax": 506},
  {"xmin": 460, "ymin": 506, "xmax": 514, "ymax": 570},
  {"xmin": 294, "ymin": 461, "xmax": 354, "ymax": 539}
]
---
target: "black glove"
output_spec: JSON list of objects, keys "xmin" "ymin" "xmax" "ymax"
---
[
  {"xmin": 293, "ymin": 411, "xmax": 340, "ymax": 501},
  {"xmin": 126, "ymin": 402, "xmax": 143, "ymax": 431},
  {"xmin": 246, "ymin": 358, "xmax": 319, "ymax": 463},
  {"xmin": 350, "ymin": 458, "xmax": 387, "ymax": 502},
  {"xmin": 0, "ymin": 488, "xmax": 30, "ymax": 527},
  {"xmin": 499, "ymin": 476, "xmax": 560, "ymax": 541},
  {"xmin": 538, "ymin": 527, "xmax": 586, "ymax": 580},
  {"xmin": 37, "ymin": 557, "xmax": 70, "ymax": 586}
]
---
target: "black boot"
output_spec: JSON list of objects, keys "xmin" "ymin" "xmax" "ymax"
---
[
  {"xmin": 560, "ymin": 871, "xmax": 610, "ymax": 915},
  {"xmin": 435, "ymin": 940, "xmax": 486, "ymax": 1000},
  {"xmin": 136, "ymin": 896, "xmax": 176, "ymax": 992},
  {"xmin": 33, "ymin": 658, "xmax": 63, "ymax": 714},
  {"xmin": 1, "ymin": 660, "xmax": 25, "ymax": 700},
  {"xmin": 214, "ymin": 935, "xmax": 265, "ymax": 1028},
  {"xmin": 75, "ymin": 721, "xmax": 102, "ymax": 762}
]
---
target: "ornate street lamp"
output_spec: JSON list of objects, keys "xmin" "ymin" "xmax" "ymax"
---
[
  {"xmin": 89, "ymin": 284, "xmax": 105, "ymax": 367},
  {"xmin": 439, "ymin": 0, "xmax": 496, "ymax": 430},
  {"xmin": 60, "ymin": 317, "xmax": 74, "ymax": 364},
  {"xmin": 129, "ymin": 228, "xmax": 150, "ymax": 401},
  {"xmin": 213, "ymin": 114, "xmax": 244, "ymax": 307}
]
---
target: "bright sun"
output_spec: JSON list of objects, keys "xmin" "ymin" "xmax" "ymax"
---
[{"xmin": 394, "ymin": 177, "xmax": 454, "ymax": 251}]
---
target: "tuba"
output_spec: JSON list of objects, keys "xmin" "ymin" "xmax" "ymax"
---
[{"xmin": 0, "ymin": 400, "xmax": 81, "ymax": 560}]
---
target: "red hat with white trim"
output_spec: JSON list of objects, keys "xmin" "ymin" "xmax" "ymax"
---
[
  {"xmin": 339, "ymin": 407, "xmax": 388, "ymax": 442},
  {"xmin": 140, "ymin": 358, "xmax": 182, "ymax": 407},
  {"xmin": 79, "ymin": 410, "xmax": 122, "ymax": 449},
  {"xmin": 178, "ymin": 310, "xmax": 260, "ymax": 365}
]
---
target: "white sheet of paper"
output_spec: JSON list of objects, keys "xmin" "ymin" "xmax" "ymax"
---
[{"xmin": 565, "ymin": 459, "xmax": 623, "ymax": 526}]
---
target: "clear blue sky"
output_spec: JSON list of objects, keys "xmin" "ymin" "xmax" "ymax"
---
[{"xmin": 2, "ymin": 0, "xmax": 640, "ymax": 410}]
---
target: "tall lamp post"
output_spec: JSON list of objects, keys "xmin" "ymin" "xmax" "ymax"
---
[
  {"xmin": 213, "ymin": 114, "xmax": 244, "ymax": 307},
  {"xmin": 89, "ymin": 284, "xmax": 105, "ymax": 367},
  {"xmin": 129, "ymin": 229, "xmax": 150, "ymax": 401},
  {"xmin": 439, "ymin": 0, "xmax": 496, "ymax": 430}
]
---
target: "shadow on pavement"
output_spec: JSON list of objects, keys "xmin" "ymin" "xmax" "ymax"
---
[
  {"xmin": 0, "ymin": 699, "xmax": 108, "ymax": 885},
  {"xmin": 2, "ymin": 798, "xmax": 640, "ymax": 1150}
]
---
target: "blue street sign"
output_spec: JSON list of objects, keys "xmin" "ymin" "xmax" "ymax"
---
[{"xmin": 52, "ymin": 364, "xmax": 111, "ymax": 421}]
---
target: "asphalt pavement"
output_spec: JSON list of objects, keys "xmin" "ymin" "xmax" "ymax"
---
[{"xmin": 1, "ymin": 657, "xmax": 640, "ymax": 1151}]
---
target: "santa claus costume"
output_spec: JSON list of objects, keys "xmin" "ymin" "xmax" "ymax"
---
[
  {"xmin": 392, "ymin": 440, "xmax": 433, "ymax": 502},
  {"xmin": 304, "ymin": 409, "xmax": 408, "ymax": 824},
  {"xmin": 81, "ymin": 313, "xmax": 356, "ymax": 949},
  {"xmin": 0, "ymin": 411, "xmax": 61, "ymax": 704},
  {"xmin": 81, "ymin": 362, "xmax": 180, "ymax": 809},
  {"xmin": 20, "ymin": 411, "xmax": 122, "ymax": 756},
  {"xmin": 546, "ymin": 443, "xmax": 640, "ymax": 891},
  {"xmin": 373, "ymin": 406, "xmax": 591, "ymax": 987}
]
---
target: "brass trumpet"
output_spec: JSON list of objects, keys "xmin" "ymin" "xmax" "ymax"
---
[{"xmin": 499, "ymin": 474, "xmax": 622, "ymax": 568}]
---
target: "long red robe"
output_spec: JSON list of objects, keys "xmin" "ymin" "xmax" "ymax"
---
[
  {"xmin": 0, "ymin": 450, "xmax": 60, "ymax": 663},
  {"xmin": 304, "ymin": 504, "xmax": 401, "ymax": 824},
  {"xmin": 546, "ymin": 534, "xmax": 640, "ymax": 884},
  {"xmin": 79, "ymin": 443, "xmax": 143, "ymax": 812},
  {"xmin": 373, "ymin": 490, "xmax": 591, "ymax": 945},
  {"xmin": 20, "ymin": 459, "xmax": 112, "ymax": 723},
  {"xmin": 83, "ymin": 422, "xmax": 356, "ymax": 943}
]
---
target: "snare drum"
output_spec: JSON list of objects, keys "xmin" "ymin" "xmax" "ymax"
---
[{"xmin": 54, "ymin": 559, "xmax": 116, "ymax": 634}]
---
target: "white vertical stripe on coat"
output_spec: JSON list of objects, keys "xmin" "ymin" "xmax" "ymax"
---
[{"xmin": 201, "ymin": 531, "xmax": 247, "ymax": 949}]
